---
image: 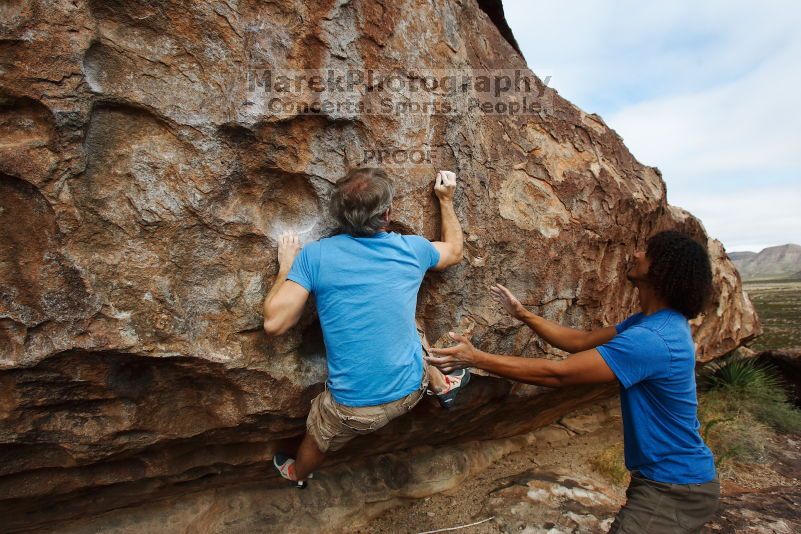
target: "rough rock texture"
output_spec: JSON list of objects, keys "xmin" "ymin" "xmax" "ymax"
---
[
  {"xmin": 484, "ymin": 470, "xmax": 621, "ymax": 533},
  {"xmin": 0, "ymin": 0, "xmax": 759, "ymax": 530},
  {"xmin": 13, "ymin": 425, "xmax": 555, "ymax": 533},
  {"xmin": 440, "ymin": 472, "xmax": 801, "ymax": 534},
  {"xmin": 11, "ymin": 398, "xmax": 622, "ymax": 533},
  {"xmin": 707, "ymin": 487, "xmax": 801, "ymax": 534}
]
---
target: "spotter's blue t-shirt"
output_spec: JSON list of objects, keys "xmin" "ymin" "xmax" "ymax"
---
[
  {"xmin": 286, "ymin": 231, "xmax": 440, "ymax": 407},
  {"xmin": 597, "ymin": 309, "xmax": 717, "ymax": 484}
]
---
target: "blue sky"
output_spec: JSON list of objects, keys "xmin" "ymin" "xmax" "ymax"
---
[{"xmin": 504, "ymin": 0, "xmax": 801, "ymax": 252}]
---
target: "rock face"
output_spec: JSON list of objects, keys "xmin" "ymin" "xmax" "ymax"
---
[{"xmin": 0, "ymin": 0, "xmax": 759, "ymax": 529}]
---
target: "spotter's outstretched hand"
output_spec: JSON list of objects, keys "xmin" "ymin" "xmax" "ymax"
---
[
  {"xmin": 490, "ymin": 283, "xmax": 526, "ymax": 319},
  {"xmin": 425, "ymin": 332, "xmax": 478, "ymax": 373}
]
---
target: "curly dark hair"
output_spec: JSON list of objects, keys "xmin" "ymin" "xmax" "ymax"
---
[{"xmin": 646, "ymin": 230, "xmax": 713, "ymax": 319}]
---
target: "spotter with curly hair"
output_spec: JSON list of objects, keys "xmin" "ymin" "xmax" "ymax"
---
[{"xmin": 427, "ymin": 230, "xmax": 720, "ymax": 533}]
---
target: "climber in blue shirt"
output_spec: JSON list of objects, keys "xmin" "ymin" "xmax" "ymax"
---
[
  {"xmin": 427, "ymin": 230, "xmax": 720, "ymax": 533},
  {"xmin": 263, "ymin": 168, "xmax": 470, "ymax": 488}
]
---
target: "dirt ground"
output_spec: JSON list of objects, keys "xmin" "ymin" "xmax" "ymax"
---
[
  {"xmin": 358, "ymin": 409, "xmax": 627, "ymax": 533},
  {"xmin": 357, "ymin": 404, "xmax": 801, "ymax": 534}
]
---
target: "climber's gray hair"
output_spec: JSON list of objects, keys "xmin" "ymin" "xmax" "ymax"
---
[{"xmin": 329, "ymin": 167, "xmax": 395, "ymax": 237}]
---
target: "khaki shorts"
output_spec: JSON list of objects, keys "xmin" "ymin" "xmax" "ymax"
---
[
  {"xmin": 306, "ymin": 365, "xmax": 431, "ymax": 453},
  {"xmin": 608, "ymin": 471, "xmax": 720, "ymax": 533}
]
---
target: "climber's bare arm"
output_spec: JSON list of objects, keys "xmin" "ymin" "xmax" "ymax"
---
[
  {"xmin": 426, "ymin": 333, "xmax": 617, "ymax": 387},
  {"xmin": 263, "ymin": 232, "xmax": 309, "ymax": 336},
  {"xmin": 491, "ymin": 284, "xmax": 616, "ymax": 353},
  {"xmin": 430, "ymin": 170, "xmax": 464, "ymax": 271}
]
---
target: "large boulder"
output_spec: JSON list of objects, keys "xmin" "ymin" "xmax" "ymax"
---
[{"xmin": 0, "ymin": 0, "xmax": 759, "ymax": 529}]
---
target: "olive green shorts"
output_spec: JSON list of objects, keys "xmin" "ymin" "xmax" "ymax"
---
[
  {"xmin": 306, "ymin": 365, "xmax": 430, "ymax": 453},
  {"xmin": 608, "ymin": 471, "xmax": 720, "ymax": 533}
]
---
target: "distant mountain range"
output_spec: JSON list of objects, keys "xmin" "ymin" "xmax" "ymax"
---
[{"xmin": 729, "ymin": 244, "xmax": 801, "ymax": 281}]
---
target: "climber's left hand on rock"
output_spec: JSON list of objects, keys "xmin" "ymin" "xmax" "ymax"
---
[
  {"xmin": 277, "ymin": 231, "xmax": 301, "ymax": 274},
  {"xmin": 426, "ymin": 332, "xmax": 478, "ymax": 372}
]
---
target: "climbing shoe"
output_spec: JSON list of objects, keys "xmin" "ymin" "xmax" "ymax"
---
[
  {"xmin": 273, "ymin": 453, "xmax": 308, "ymax": 489},
  {"xmin": 430, "ymin": 367, "xmax": 471, "ymax": 409}
]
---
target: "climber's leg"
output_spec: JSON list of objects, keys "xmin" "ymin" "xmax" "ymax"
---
[
  {"xmin": 417, "ymin": 319, "xmax": 446, "ymax": 393},
  {"xmin": 298, "ymin": 373, "xmax": 429, "ymax": 472},
  {"xmin": 427, "ymin": 364, "xmax": 448, "ymax": 393},
  {"xmin": 417, "ymin": 319, "xmax": 471, "ymax": 407},
  {"xmin": 293, "ymin": 432, "xmax": 325, "ymax": 481}
]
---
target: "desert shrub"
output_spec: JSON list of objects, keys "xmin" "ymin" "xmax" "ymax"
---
[
  {"xmin": 698, "ymin": 390, "xmax": 771, "ymax": 469},
  {"xmin": 697, "ymin": 355, "xmax": 801, "ymax": 469},
  {"xmin": 698, "ymin": 355, "xmax": 801, "ymax": 433},
  {"xmin": 699, "ymin": 355, "xmax": 779, "ymax": 392},
  {"xmin": 751, "ymin": 400, "xmax": 801, "ymax": 434}
]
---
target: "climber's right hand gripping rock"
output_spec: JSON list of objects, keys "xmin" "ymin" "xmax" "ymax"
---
[{"xmin": 434, "ymin": 170, "xmax": 457, "ymax": 202}]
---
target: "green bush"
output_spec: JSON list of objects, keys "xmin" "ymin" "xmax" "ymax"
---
[
  {"xmin": 697, "ymin": 355, "xmax": 801, "ymax": 470},
  {"xmin": 699, "ymin": 355, "xmax": 780, "ymax": 394},
  {"xmin": 698, "ymin": 390, "xmax": 770, "ymax": 468},
  {"xmin": 698, "ymin": 355, "xmax": 801, "ymax": 434},
  {"xmin": 752, "ymin": 400, "xmax": 801, "ymax": 434}
]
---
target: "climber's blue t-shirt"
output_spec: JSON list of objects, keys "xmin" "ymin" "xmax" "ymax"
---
[
  {"xmin": 597, "ymin": 309, "xmax": 717, "ymax": 484},
  {"xmin": 287, "ymin": 231, "xmax": 440, "ymax": 407}
]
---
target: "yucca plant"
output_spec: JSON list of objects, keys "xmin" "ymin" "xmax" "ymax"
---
[
  {"xmin": 698, "ymin": 354, "xmax": 801, "ymax": 434},
  {"xmin": 698, "ymin": 355, "xmax": 782, "ymax": 397}
]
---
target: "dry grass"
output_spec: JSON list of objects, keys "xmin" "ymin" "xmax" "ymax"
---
[
  {"xmin": 590, "ymin": 442, "xmax": 629, "ymax": 486},
  {"xmin": 698, "ymin": 391, "xmax": 773, "ymax": 473},
  {"xmin": 698, "ymin": 355, "xmax": 801, "ymax": 473}
]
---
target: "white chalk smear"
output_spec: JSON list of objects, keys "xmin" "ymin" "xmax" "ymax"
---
[{"xmin": 269, "ymin": 217, "xmax": 321, "ymax": 244}]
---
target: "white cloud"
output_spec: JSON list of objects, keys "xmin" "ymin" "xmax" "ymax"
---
[
  {"xmin": 607, "ymin": 35, "xmax": 801, "ymax": 179},
  {"xmin": 671, "ymin": 183, "xmax": 801, "ymax": 252},
  {"xmin": 504, "ymin": 0, "xmax": 801, "ymax": 251},
  {"xmin": 506, "ymin": 0, "xmax": 800, "ymax": 112}
]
